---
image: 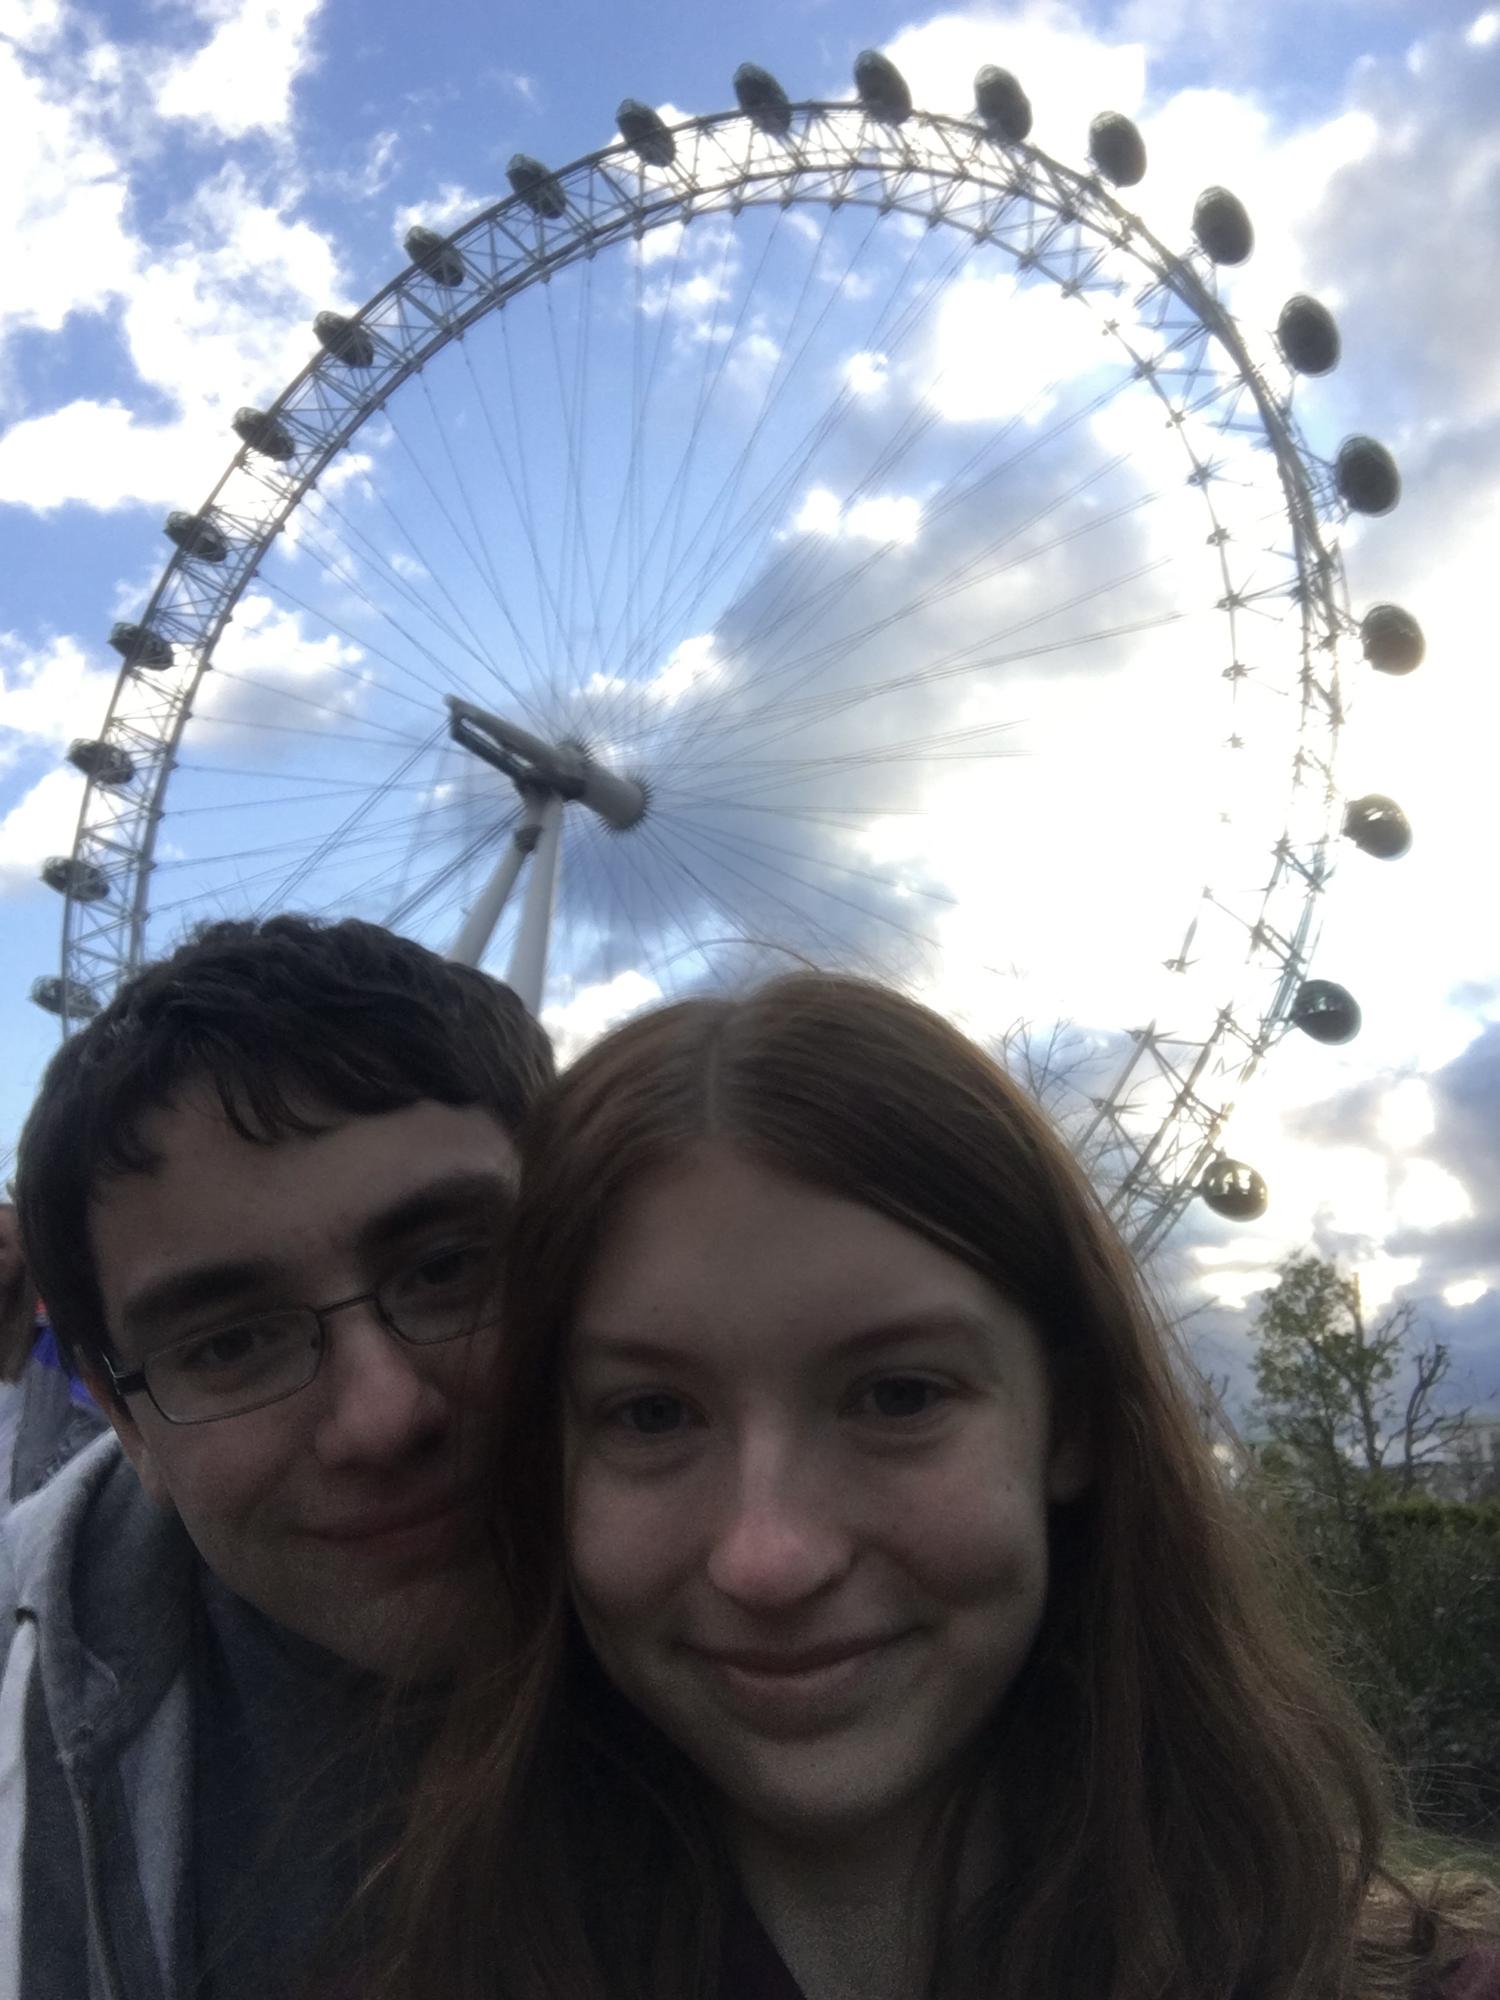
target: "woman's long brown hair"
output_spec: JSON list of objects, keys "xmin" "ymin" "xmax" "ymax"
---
[{"xmin": 357, "ymin": 974, "xmax": 1498, "ymax": 2000}]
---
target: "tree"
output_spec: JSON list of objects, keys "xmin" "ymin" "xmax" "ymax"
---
[{"xmin": 1248, "ymin": 1254, "xmax": 1472, "ymax": 1517}]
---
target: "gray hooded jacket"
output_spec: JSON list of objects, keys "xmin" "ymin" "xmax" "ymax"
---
[{"xmin": 0, "ymin": 1431, "xmax": 195, "ymax": 1999}]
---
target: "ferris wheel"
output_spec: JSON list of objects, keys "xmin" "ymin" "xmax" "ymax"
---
[{"xmin": 34, "ymin": 53, "xmax": 1425, "ymax": 1258}]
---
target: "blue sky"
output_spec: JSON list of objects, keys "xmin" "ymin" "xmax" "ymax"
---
[{"xmin": 2, "ymin": 0, "xmax": 1497, "ymax": 1434}]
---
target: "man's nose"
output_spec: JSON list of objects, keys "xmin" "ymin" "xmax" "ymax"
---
[{"xmin": 312, "ymin": 1303, "xmax": 449, "ymax": 1468}]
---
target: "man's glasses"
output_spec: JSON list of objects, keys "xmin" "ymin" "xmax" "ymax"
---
[{"xmin": 105, "ymin": 1243, "xmax": 501, "ymax": 1424}]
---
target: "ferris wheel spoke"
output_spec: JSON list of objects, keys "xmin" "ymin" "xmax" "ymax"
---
[
  {"xmin": 196, "ymin": 666, "xmax": 421, "ymax": 744},
  {"xmin": 619, "ymin": 207, "xmax": 792, "ymax": 712},
  {"xmin": 664, "ymin": 808, "xmax": 960, "ymax": 913},
  {"xmin": 665, "ymin": 365, "xmax": 1153, "ymax": 766},
  {"xmin": 378, "ymin": 401, "xmax": 554, "ymax": 731},
  {"xmin": 254, "ymin": 723, "xmax": 447, "ymax": 910},
  {"xmin": 634, "ymin": 237, "xmax": 972, "ymax": 683},
  {"xmin": 635, "ymin": 815, "xmax": 896, "ymax": 978},
  {"xmin": 655, "ymin": 468, "xmax": 1158, "ymax": 778},
  {"xmin": 274, "ymin": 496, "xmax": 506, "ymax": 711},
  {"xmin": 379, "ymin": 819, "xmax": 514, "ymax": 933},
  {"xmin": 622, "ymin": 207, "xmax": 889, "ymax": 677},
  {"xmin": 657, "ymin": 805, "xmax": 945, "ymax": 956},
  {"xmin": 541, "ymin": 269, "xmax": 611, "ymax": 737}
]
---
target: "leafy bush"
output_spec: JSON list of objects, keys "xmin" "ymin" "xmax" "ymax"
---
[{"xmin": 1240, "ymin": 1471, "xmax": 1500, "ymax": 1839}]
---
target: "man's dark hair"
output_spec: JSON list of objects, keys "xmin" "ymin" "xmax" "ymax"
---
[{"xmin": 15, "ymin": 915, "xmax": 553, "ymax": 1379}]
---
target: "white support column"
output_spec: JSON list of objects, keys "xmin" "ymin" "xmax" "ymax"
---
[
  {"xmin": 506, "ymin": 791, "xmax": 563, "ymax": 1014},
  {"xmin": 447, "ymin": 831, "xmax": 529, "ymax": 969}
]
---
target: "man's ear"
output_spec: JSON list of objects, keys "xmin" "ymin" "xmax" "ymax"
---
[{"xmin": 79, "ymin": 1365, "xmax": 175, "ymax": 1512}]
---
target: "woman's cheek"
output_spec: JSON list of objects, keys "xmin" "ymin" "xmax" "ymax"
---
[{"xmin": 567, "ymin": 1465, "xmax": 672, "ymax": 1622}]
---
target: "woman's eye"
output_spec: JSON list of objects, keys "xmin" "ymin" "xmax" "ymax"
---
[
  {"xmin": 607, "ymin": 1392, "xmax": 692, "ymax": 1438},
  {"xmin": 856, "ymin": 1376, "xmax": 950, "ymax": 1422}
]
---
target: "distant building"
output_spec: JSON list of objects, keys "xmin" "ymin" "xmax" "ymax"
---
[{"xmin": 1408, "ymin": 1411, "xmax": 1500, "ymax": 1502}]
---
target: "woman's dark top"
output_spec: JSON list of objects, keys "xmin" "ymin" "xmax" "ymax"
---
[
  {"xmin": 718, "ymin": 1893, "xmax": 806, "ymax": 2000},
  {"xmin": 714, "ymin": 1896, "xmax": 1500, "ymax": 2000}
]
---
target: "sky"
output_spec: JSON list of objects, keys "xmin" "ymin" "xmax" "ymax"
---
[{"xmin": 1, "ymin": 0, "xmax": 1497, "ymax": 1437}]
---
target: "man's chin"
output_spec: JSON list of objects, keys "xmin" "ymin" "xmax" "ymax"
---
[{"xmin": 282, "ymin": 1560, "xmax": 479, "ymax": 1682}]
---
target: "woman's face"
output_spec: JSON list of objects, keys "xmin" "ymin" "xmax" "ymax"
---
[{"xmin": 564, "ymin": 1140, "xmax": 1089, "ymax": 1857}]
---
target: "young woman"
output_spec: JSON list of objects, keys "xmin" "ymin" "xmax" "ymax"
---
[{"xmin": 361, "ymin": 974, "xmax": 1500, "ymax": 2000}]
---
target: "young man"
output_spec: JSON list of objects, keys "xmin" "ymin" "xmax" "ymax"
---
[{"xmin": 0, "ymin": 915, "xmax": 552, "ymax": 2000}]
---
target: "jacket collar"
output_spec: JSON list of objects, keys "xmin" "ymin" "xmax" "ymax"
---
[{"xmin": 7, "ymin": 1431, "xmax": 196, "ymax": 1768}]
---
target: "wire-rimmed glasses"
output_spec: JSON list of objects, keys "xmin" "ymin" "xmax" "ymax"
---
[{"xmin": 104, "ymin": 1242, "xmax": 501, "ymax": 1424}]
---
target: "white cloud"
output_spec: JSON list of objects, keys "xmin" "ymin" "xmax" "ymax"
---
[
  {"xmin": 393, "ymin": 182, "xmax": 496, "ymax": 243},
  {"xmin": 0, "ymin": 631, "xmax": 117, "ymax": 761},
  {"xmin": 154, "ymin": 0, "xmax": 323, "ymax": 139},
  {"xmin": 189, "ymin": 590, "xmax": 365, "ymax": 743},
  {"xmin": 0, "ymin": 765, "xmax": 85, "ymax": 895},
  {"xmin": 0, "ymin": 27, "xmax": 137, "ymax": 353},
  {"xmin": 542, "ymin": 967, "xmax": 662, "ymax": 1065},
  {"xmin": 0, "ymin": 397, "xmax": 218, "ymax": 512},
  {"xmin": 0, "ymin": 0, "xmax": 64, "ymax": 45},
  {"xmin": 1444, "ymin": 1277, "xmax": 1490, "ymax": 1309},
  {"xmin": 882, "ymin": 7, "xmax": 1147, "ymax": 135},
  {"xmin": 0, "ymin": 162, "xmax": 345, "ymax": 512},
  {"xmin": 790, "ymin": 486, "xmax": 923, "ymax": 544},
  {"xmin": 1377, "ymin": 1079, "xmax": 1435, "ymax": 1151},
  {"xmin": 844, "ymin": 351, "xmax": 889, "ymax": 398}
]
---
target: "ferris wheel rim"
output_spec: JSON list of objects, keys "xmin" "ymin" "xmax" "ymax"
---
[{"xmin": 57, "ymin": 94, "xmax": 1353, "ymax": 1254}]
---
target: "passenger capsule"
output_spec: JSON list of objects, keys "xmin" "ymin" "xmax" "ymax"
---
[
  {"xmin": 108, "ymin": 620, "xmax": 173, "ymax": 670},
  {"xmin": 1200, "ymin": 1157, "xmax": 1269, "ymax": 1221},
  {"xmin": 1360, "ymin": 602, "xmax": 1425, "ymax": 675},
  {"xmin": 733, "ymin": 62, "xmax": 793, "ymax": 135},
  {"xmin": 1088, "ymin": 111, "xmax": 1146, "ymax": 186},
  {"xmin": 1343, "ymin": 793, "xmax": 1412, "ymax": 860},
  {"xmin": 164, "ymin": 510, "xmax": 229, "ymax": 563},
  {"xmin": 974, "ymin": 65, "xmax": 1032, "ymax": 142},
  {"xmin": 1335, "ymin": 435, "xmax": 1401, "ymax": 516},
  {"xmin": 507, "ymin": 153, "xmax": 568, "ymax": 218},
  {"xmin": 30, "ymin": 975, "xmax": 100, "ymax": 1022},
  {"xmin": 1291, "ymin": 979, "xmax": 1362, "ymax": 1045},
  {"xmin": 1192, "ymin": 186, "xmax": 1253, "ymax": 265},
  {"xmin": 1277, "ymin": 294, "xmax": 1340, "ymax": 376},
  {"xmin": 854, "ymin": 49, "xmax": 912, "ymax": 124},
  {"xmin": 617, "ymin": 99, "xmax": 676, "ymax": 166},
  {"xmin": 313, "ymin": 311, "xmax": 376, "ymax": 369},
  {"xmin": 41, "ymin": 857, "xmax": 108, "ymax": 902},
  {"xmin": 233, "ymin": 406, "xmax": 296, "ymax": 461},
  {"xmin": 404, "ymin": 225, "xmax": 466, "ymax": 289},
  {"xmin": 68, "ymin": 738, "xmax": 136, "ymax": 788}
]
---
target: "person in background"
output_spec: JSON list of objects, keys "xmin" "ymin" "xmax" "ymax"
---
[
  {"xmin": 358, "ymin": 973, "xmax": 1499, "ymax": 2000},
  {"xmin": 0, "ymin": 1198, "xmax": 108, "ymax": 1519},
  {"xmin": 0, "ymin": 1201, "xmax": 32, "ymax": 1497},
  {"xmin": 0, "ymin": 914, "xmax": 552, "ymax": 2000}
]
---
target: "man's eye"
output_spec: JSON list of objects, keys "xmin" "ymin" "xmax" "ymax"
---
[
  {"xmin": 175, "ymin": 1323, "xmax": 291, "ymax": 1375},
  {"xmin": 405, "ymin": 1243, "xmax": 487, "ymax": 1290}
]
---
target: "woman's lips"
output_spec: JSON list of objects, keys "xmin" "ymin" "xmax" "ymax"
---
[{"xmin": 690, "ymin": 1631, "xmax": 915, "ymax": 1730}]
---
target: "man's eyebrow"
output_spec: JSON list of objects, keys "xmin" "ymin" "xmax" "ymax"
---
[
  {"xmin": 352, "ymin": 1169, "xmax": 515, "ymax": 1253},
  {"xmin": 120, "ymin": 1170, "xmax": 514, "ymax": 1338},
  {"xmin": 121, "ymin": 1260, "xmax": 281, "ymax": 1340},
  {"xmin": 570, "ymin": 1309, "xmax": 995, "ymax": 1371}
]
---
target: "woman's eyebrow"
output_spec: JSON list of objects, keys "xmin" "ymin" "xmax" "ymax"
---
[{"xmin": 571, "ymin": 1309, "xmax": 995, "ymax": 1371}]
